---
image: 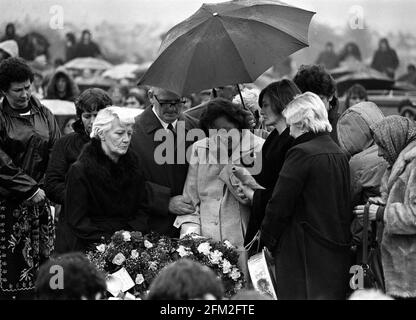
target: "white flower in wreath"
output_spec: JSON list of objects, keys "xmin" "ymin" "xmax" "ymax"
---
[
  {"xmin": 197, "ymin": 242, "xmax": 211, "ymax": 256},
  {"xmin": 221, "ymin": 259, "xmax": 232, "ymax": 274},
  {"xmin": 176, "ymin": 245, "xmax": 192, "ymax": 257},
  {"xmin": 112, "ymin": 253, "xmax": 126, "ymax": 266},
  {"xmin": 148, "ymin": 261, "xmax": 158, "ymax": 271},
  {"xmin": 230, "ymin": 268, "xmax": 241, "ymax": 281},
  {"xmin": 122, "ymin": 231, "xmax": 131, "ymax": 242},
  {"xmin": 223, "ymin": 240, "xmax": 234, "ymax": 249},
  {"xmin": 235, "ymin": 281, "xmax": 243, "ymax": 290},
  {"xmin": 209, "ymin": 250, "xmax": 223, "ymax": 264},
  {"xmin": 135, "ymin": 274, "xmax": 145, "ymax": 285},
  {"xmin": 96, "ymin": 244, "xmax": 106, "ymax": 253},
  {"xmin": 144, "ymin": 240, "xmax": 154, "ymax": 249},
  {"xmin": 131, "ymin": 249, "xmax": 139, "ymax": 259}
]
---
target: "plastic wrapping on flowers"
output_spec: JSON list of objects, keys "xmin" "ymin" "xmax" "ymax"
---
[{"xmin": 86, "ymin": 231, "xmax": 245, "ymax": 299}]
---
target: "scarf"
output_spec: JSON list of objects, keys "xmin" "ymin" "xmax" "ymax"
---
[{"xmin": 371, "ymin": 115, "xmax": 416, "ymax": 165}]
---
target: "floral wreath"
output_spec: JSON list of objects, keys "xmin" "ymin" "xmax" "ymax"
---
[{"xmin": 86, "ymin": 231, "xmax": 244, "ymax": 299}]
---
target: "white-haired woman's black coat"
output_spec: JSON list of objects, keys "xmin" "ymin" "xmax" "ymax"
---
[
  {"xmin": 55, "ymin": 138, "xmax": 148, "ymax": 253},
  {"xmin": 261, "ymin": 132, "xmax": 352, "ymax": 300}
]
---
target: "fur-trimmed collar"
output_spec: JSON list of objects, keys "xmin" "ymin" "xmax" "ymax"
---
[
  {"xmin": 387, "ymin": 139, "xmax": 416, "ymax": 191},
  {"xmin": 77, "ymin": 138, "xmax": 142, "ymax": 191}
]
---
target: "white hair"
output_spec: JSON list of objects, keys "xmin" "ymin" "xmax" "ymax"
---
[
  {"xmin": 282, "ymin": 92, "xmax": 332, "ymax": 133},
  {"xmin": 232, "ymin": 87, "xmax": 261, "ymax": 114},
  {"xmin": 349, "ymin": 289, "xmax": 393, "ymax": 300},
  {"xmin": 90, "ymin": 106, "xmax": 135, "ymax": 138}
]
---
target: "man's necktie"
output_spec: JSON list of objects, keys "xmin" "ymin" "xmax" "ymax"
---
[
  {"xmin": 167, "ymin": 123, "xmax": 176, "ymax": 135},
  {"xmin": 167, "ymin": 123, "xmax": 177, "ymax": 163}
]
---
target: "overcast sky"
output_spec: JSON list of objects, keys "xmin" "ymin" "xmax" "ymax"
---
[{"xmin": 2, "ymin": 0, "xmax": 415, "ymax": 35}]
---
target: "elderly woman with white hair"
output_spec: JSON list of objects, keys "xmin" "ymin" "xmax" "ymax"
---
[
  {"xmin": 56, "ymin": 106, "xmax": 148, "ymax": 253},
  {"xmin": 260, "ymin": 92, "xmax": 352, "ymax": 300}
]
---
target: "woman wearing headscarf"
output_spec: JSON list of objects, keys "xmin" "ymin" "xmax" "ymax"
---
[
  {"xmin": 354, "ymin": 115, "xmax": 416, "ymax": 299},
  {"xmin": 260, "ymin": 92, "xmax": 352, "ymax": 300}
]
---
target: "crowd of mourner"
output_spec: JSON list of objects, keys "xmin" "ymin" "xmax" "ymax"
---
[{"xmin": 0, "ymin": 23, "xmax": 416, "ymax": 301}]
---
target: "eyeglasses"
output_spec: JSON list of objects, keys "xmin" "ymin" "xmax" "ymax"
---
[{"xmin": 154, "ymin": 94, "xmax": 186, "ymax": 108}]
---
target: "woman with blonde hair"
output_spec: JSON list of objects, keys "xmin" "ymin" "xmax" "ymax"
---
[
  {"xmin": 57, "ymin": 107, "xmax": 148, "ymax": 253},
  {"xmin": 260, "ymin": 92, "xmax": 352, "ymax": 299}
]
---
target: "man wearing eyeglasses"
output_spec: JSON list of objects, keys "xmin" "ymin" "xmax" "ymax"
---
[{"xmin": 130, "ymin": 86, "xmax": 199, "ymax": 238}]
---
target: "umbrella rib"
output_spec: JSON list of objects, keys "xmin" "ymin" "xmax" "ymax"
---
[
  {"xmin": 224, "ymin": 14, "xmax": 310, "ymax": 44},
  {"xmin": 159, "ymin": 16, "xmax": 211, "ymax": 54},
  {"xmin": 180, "ymin": 19, "xmax": 223, "ymax": 94},
  {"xmin": 217, "ymin": 17, "xmax": 307, "ymax": 80}
]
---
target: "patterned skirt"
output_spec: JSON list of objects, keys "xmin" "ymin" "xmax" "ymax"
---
[{"xmin": 0, "ymin": 201, "xmax": 55, "ymax": 298}]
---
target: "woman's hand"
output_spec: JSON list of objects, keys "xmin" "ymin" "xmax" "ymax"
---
[
  {"xmin": 353, "ymin": 204, "xmax": 378, "ymax": 222},
  {"xmin": 235, "ymin": 182, "xmax": 254, "ymax": 203},
  {"xmin": 24, "ymin": 188, "xmax": 46, "ymax": 205}
]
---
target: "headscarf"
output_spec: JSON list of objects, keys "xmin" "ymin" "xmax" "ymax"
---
[{"xmin": 370, "ymin": 115, "xmax": 416, "ymax": 165}]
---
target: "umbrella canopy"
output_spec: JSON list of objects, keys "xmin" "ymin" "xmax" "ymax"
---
[
  {"xmin": 328, "ymin": 60, "xmax": 367, "ymax": 80},
  {"xmin": 103, "ymin": 63, "xmax": 143, "ymax": 80},
  {"xmin": 138, "ymin": 0, "xmax": 315, "ymax": 96},
  {"xmin": 41, "ymin": 99, "xmax": 76, "ymax": 115},
  {"xmin": 64, "ymin": 57, "xmax": 113, "ymax": 71},
  {"xmin": 336, "ymin": 68, "xmax": 395, "ymax": 96},
  {"xmin": 74, "ymin": 76, "xmax": 115, "ymax": 92}
]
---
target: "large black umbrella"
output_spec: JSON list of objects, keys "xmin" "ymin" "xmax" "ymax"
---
[{"xmin": 138, "ymin": 0, "xmax": 315, "ymax": 96}]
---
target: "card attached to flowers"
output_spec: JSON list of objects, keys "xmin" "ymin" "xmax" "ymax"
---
[{"xmin": 106, "ymin": 267, "xmax": 135, "ymax": 297}]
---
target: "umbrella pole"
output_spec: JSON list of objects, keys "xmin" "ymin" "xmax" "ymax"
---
[
  {"xmin": 236, "ymin": 84, "xmax": 247, "ymax": 110},
  {"xmin": 236, "ymin": 84, "xmax": 255, "ymax": 132}
]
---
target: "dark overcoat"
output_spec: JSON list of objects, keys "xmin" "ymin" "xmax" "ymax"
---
[
  {"xmin": 129, "ymin": 106, "xmax": 198, "ymax": 237},
  {"xmin": 261, "ymin": 132, "xmax": 352, "ymax": 300},
  {"xmin": 55, "ymin": 138, "xmax": 148, "ymax": 253},
  {"xmin": 244, "ymin": 127, "xmax": 293, "ymax": 245},
  {"xmin": 45, "ymin": 119, "xmax": 89, "ymax": 205}
]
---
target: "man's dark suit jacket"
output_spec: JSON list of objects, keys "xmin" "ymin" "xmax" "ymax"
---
[{"xmin": 130, "ymin": 106, "xmax": 199, "ymax": 237}]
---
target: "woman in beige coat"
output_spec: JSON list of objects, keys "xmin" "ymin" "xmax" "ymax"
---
[
  {"xmin": 356, "ymin": 115, "xmax": 416, "ymax": 298},
  {"xmin": 175, "ymin": 99, "xmax": 264, "ymax": 252}
]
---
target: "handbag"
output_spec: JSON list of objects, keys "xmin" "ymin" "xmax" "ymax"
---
[
  {"xmin": 359, "ymin": 203, "xmax": 385, "ymax": 291},
  {"xmin": 246, "ymin": 231, "xmax": 278, "ymax": 299}
]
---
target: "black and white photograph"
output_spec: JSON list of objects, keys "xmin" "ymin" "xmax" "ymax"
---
[{"xmin": 1, "ymin": 0, "xmax": 416, "ymax": 306}]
